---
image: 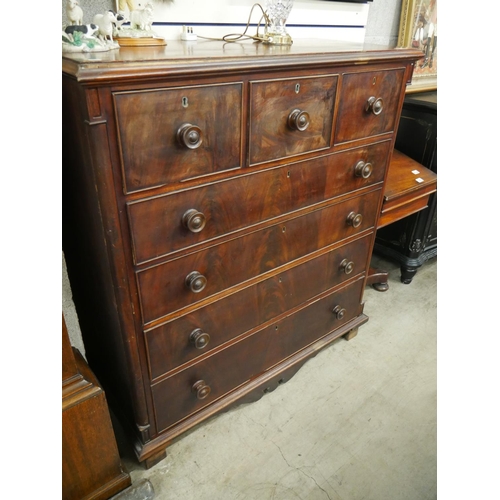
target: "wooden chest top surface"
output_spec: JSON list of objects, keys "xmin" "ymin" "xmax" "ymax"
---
[{"xmin": 62, "ymin": 39, "xmax": 422, "ymax": 83}]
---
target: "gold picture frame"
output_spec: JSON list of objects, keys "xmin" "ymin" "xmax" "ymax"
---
[{"xmin": 398, "ymin": 0, "xmax": 437, "ymax": 93}]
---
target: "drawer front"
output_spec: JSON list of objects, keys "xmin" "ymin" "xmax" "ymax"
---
[
  {"xmin": 137, "ymin": 189, "xmax": 380, "ymax": 324},
  {"xmin": 249, "ymin": 75, "xmax": 338, "ymax": 165},
  {"xmin": 151, "ymin": 277, "xmax": 365, "ymax": 432},
  {"xmin": 334, "ymin": 69, "xmax": 405, "ymax": 144},
  {"xmin": 128, "ymin": 141, "xmax": 391, "ymax": 264},
  {"xmin": 146, "ymin": 234, "xmax": 372, "ymax": 380},
  {"xmin": 113, "ymin": 83, "xmax": 243, "ymax": 192}
]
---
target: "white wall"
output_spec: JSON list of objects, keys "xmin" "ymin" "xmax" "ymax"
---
[
  {"xmin": 146, "ymin": 0, "xmax": 370, "ymax": 43},
  {"xmin": 364, "ymin": 0, "xmax": 402, "ymax": 46},
  {"xmin": 62, "ymin": 252, "xmax": 86, "ymax": 355}
]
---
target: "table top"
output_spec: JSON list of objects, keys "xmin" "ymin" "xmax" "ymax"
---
[
  {"xmin": 384, "ymin": 150, "xmax": 437, "ymax": 203},
  {"xmin": 62, "ymin": 39, "xmax": 423, "ymax": 83}
]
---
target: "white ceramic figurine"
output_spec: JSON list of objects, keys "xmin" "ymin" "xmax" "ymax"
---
[
  {"xmin": 129, "ymin": 3, "xmax": 154, "ymax": 31},
  {"xmin": 93, "ymin": 11, "xmax": 118, "ymax": 43},
  {"xmin": 66, "ymin": 0, "xmax": 83, "ymax": 25}
]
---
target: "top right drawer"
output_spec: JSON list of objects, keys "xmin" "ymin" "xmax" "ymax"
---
[{"xmin": 335, "ymin": 69, "xmax": 405, "ymax": 144}]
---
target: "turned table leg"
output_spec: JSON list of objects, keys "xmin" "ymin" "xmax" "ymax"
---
[{"xmin": 401, "ymin": 264, "xmax": 419, "ymax": 284}]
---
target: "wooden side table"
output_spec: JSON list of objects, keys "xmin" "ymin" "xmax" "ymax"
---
[
  {"xmin": 62, "ymin": 315, "xmax": 131, "ymax": 500},
  {"xmin": 373, "ymin": 91, "xmax": 437, "ymax": 284}
]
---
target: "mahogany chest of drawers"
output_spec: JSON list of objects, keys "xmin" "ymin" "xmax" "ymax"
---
[{"xmin": 62, "ymin": 40, "xmax": 421, "ymax": 467}]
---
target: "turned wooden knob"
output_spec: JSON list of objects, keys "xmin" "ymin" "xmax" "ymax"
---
[
  {"xmin": 365, "ymin": 96, "xmax": 384, "ymax": 115},
  {"xmin": 192, "ymin": 380, "xmax": 211, "ymax": 400},
  {"xmin": 185, "ymin": 271, "xmax": 207, "ymax": 293},
  {"xmin": 287, "ymin": 109, "xmax": 310, "ymax": 131},
  {"xmin": 354, "ymin": 161, "xmax": 373, "ymax": 179},
  {"xmin": 340, "ymin": 259, "xmax": 354, "ymax": 275},
  {"xmin": 182, "ymin": 209, "xmax": 206, "ymax": 233},
  {"xmin": 332, "ymin": 305, "xmax": 346, "ymax": 320},
  {"xmin": 177, "ymin": 123, "xmax": 203, "ymax": 149},
  {"xmin": 347, "ymin": 211, "xmax": 363, "ymax": 228},
  {"xmin": 189, "ymin": 328, "xmax": 210, "ymax": 349}
]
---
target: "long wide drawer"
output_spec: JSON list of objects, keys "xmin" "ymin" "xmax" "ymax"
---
[
  {"xmin": 137, "ymin": 189, "xmax": 380, "ymax": 324},
  {"xmin": 151, "ymin": 276, "xmax": 365, "ymax": 433},
  {"xmin": 128, "ymin": 141, "xmax": 391, "ymax": 264},
  {"xmin": 145, "ymin": 234, "xmax": 372, "ymax": 380}
]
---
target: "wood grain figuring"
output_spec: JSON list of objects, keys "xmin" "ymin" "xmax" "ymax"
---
[
  {"xmin": 62, "ymin": 41, "xmax": 422, "ymax": 464},
  {"xmin": 382, "ymin": 150, "xmax": 436, "ymax": 202},
  {"xmin": 137, "ymin": 189, "xmax": 380, "ymax": 324},
  {"xmin": 152, "ymin": 277, "xmax": 365, "ymax": 432},
  {"xmin": 335, "ymin": 68, "xmax": 405, "ymax": 144},
  {"xmin": 145, "ymin": 234, "xmax": 372, "ymax": 379},
  {"xmin": 249, "ymin": 75, "xmax": 337, "ymax": 164},
  {"xmin": 128, "ymin": 141, "xmax": 391, "ymax": 264},
  {"xmin": 378, "ymin": 150, "xmax": 436, "ymax": 228},
  {"xmin": 114, "ymin": 83, "xmax": 243, "ymax": 191}
]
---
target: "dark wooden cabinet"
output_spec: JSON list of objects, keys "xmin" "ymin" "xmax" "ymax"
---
[
  {"xmin": 62, "ymin": 41, "xmax": 421, "ymax": 467},
  {"xmin": 373, "ymin": 91, "xmax": 437, "ymax": 283}
]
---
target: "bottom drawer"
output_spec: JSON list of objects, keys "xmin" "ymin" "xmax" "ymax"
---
[{"xmin": 151, "ymin": 276, "xmax": 365, "ymax": 433}]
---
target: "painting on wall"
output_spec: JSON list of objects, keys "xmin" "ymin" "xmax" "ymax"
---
[{"xmin": 398, "ymin": 0, "xmax": 437, "ymax": 93}]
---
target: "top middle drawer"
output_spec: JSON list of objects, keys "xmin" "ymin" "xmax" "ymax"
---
[{"xmin": 248, "ymin": 75, "xmax": 338, "ymax": 165}]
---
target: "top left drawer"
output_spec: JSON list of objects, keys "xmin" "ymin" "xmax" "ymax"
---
[{"xmin": 113, "ymin": 83, "xmax": 243, "ymax": 193}]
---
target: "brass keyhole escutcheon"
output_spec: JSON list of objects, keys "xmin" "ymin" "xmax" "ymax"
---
[
  {"xmin": 295, "ymin": 83, "xmax": 300, "ymax": 93},
  {"xmin": 182, "ymin": 96, "xmax": 189, "ymax": 108}
]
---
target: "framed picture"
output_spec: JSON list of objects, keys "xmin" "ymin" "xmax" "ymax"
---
[{"xmin": 398, "ymin": 0, "xmax": 437, "ymax": 93}]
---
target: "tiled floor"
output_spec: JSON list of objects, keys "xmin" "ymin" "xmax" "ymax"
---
[{"xmin": 114, "ymin": 254, "xmax": 437, "ymax": 500}]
